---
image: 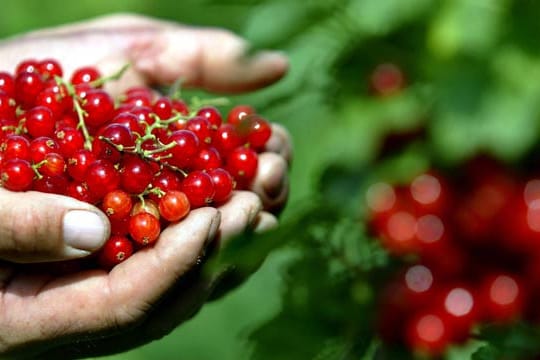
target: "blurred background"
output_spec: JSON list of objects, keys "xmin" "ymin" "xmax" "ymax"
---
[{"xmin": 4, "ymin": 0, "xmax": 540, "ymax": 359}]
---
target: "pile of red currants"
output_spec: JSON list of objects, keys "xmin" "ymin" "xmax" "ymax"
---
[
  {"xmin": 0, "ymin": 58, "xmax": 273, "ymax": 269},
  {"xmin": 366, "ymin": 156, "xmax": 540, "ymax": 356}
]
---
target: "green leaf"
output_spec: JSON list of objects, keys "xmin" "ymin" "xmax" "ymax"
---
[{"xmin": 471, "ymin": 344, "xmax": 500, "ymax": 360}]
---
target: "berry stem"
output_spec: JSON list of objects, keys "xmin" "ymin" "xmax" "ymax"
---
[
  {"xmin": 31, "ymin": 161, "xmax": 45, "ymax": 180},
  {"xmin": 168, "ymin": 77, "xmax": 185, "ymax": 100},
  {"xmin": 73, "ymin": 97, "xmax": 93, "ymax": 151},
  {"xmin": 55, "ymin": 76, "xmax": 93, "ymax": 151},
  {"xmin": 90, "ymin": 64, "xmax": 130, "ymax": 88},
  {"xmin": 189, "ymin": 96, "xmax": 230, "ymax": 113}
]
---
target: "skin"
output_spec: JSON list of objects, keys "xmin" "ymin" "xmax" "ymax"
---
[{"xmin": 0, "ymin": 13, "xmax": 291, "ymax": 359}]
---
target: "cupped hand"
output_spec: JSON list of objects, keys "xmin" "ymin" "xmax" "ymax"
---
[{"xmin": 0, "ymin": 13, "xmax": 291, "ymax": 359}]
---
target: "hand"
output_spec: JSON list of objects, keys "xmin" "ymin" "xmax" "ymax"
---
[{"xmin": 0, "ymin": 13, "xmax": 291, "ymax": 359}]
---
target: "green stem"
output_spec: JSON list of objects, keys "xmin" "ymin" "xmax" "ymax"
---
[
  {"xmin": 31, "ymin": 161, "xmax": 45, "ymax": 180},
  {"xmin": 55, "ymin": 75, "xmax": 93, "ymax": 151},
  {"xmin": 73, "ymin": 98, "xmax": 93, "ymax": 151},
  {"xmin": 90, "ymin": 64, "xmax": 131, "ymax": 88}
]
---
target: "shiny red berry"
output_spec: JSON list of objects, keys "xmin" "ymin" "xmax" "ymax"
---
[
  {"xmin": 98, "ymin": 235, "xmax": 134, "ymax": 269},
  {"xmin": 129, "ymin": 212, "xmax": 161, "ymax": 245},
  {"xmin": 158, "ymin": 190, "xmax": 190, "ymax": 222},
  {"xmin": 1, "ymin": 158, "xmax": 34, "ymax": 191},
  {"xmin": 182, "ymin": 170, "xmax": 215, "ymax": 208}
]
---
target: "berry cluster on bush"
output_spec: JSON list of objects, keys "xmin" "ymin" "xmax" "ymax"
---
[
  {"xmin": 0, "ymin": 58, "xmax": 273, "ymax": 269},
  {"xmin": 366, "ymin": 156, "xmax": 540, "ymax": 356}
]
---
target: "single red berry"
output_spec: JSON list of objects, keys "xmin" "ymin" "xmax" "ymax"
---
[
  {"xmin": 227, "ymin": 105, "xmax": 255, "ymax": 125},
  {"xmin": 478, "ymin": 273, "xmax": 525, "ymax": 323},
  {"xmin": 82, "ymin": 89, "xmax": 115, "ymax": 127},
  {"xmin": 85, "ymin": 159, "xmax": 120, "ymax": 200},
  {"xmin": 186, "ymin": 116, "xmax": 213, "ymax": 145},
  {"xmin": 129, "ymin": 212, "xmax": 161, "ymax": 245},
  {"xmin": 1, "ymin": 134, "xmax": 31, "ymax": 161},
  {"xmin": 405, "ymin": 311, "xmax": 452, "ymax": 356},
  {"xmin": 120, "ymin": 155, "xmax": 154, "ymax": 194},
  {"xmin": 439, "ymin": 285, "xmax": 477, "ymax": 343},
  {"xmin": 370, "ymin": 63, "xmax": 405, "ymax": 97},
  {"xmin": 158, "ymin": 190, "xmax": 190, "ymax": 222},
  {"xmin": 193, "ymin": 146, "xmax": 222, "ymax": 171},
  {"xmin": 100, "ymin": 123, "xmax": 135, "ymax": 149},
  {"xmin": 379, "ymin": 209, "xmax": 420, "ymax": 256},
  {"xmin": 213, "ymin": 124, "xmax": 242, "ymax": 156},
  {"xmin": 1, "ymin": 158, "xmax": 35, "ymax": 191},
  {"xmin": 239, "ymin": 115, "xmax": 272, "ymax": 149},
  {"xmin": 67, "ymin": 149, "xmax": 96, "ymax": 181},
  {"xmin": 182, "ymin": 170, "xmax": 215, "ymax": 208},
  {"xmin": 196, "ymin": 106, "xmax": 222, "ymax": 129},
  {"xmin": 409, "ymin": 172, "xmax": 449, "ymax": 215},
  {"xmin": 54, "ymin": 127, "xmax": 85, "ymax": 158},
  {"xmin": 38, "ymin": 59, "xmax": 63, "ymax": 79},
  {"xmin": 209, "ymin": 168, "xmax": 234, "ymax": 204},
  {"xmin": 15, "ymin": 71, "xmax": 45, "ymax": 108},
  {"xmin": 25, "ymin": 106, "xmax": 56, "ymax": 138},
  {"xmin": 98, "ymin": 235, "xmax": 134, "ymax": 269},
  {"xmin": 70, "ymin": 66, "xmax": 101, "ymax": 85},
  {"xmin": 166, "ymin": 130, "xmax": 200, "ymax": 169},
  {"xmin": 226, "ymin": 146, "xmax": 258, "ymax": 187},
  {"xmin": 152, "ymin": 96, "xmax": 173, "ymax": 120},
  {"xmin": 40, "ymin": 152, "xmax": 66, "ymax": 177},
  {"xmin": 102, "ymin": 190, "xmax": 133, "ymax": 220}
]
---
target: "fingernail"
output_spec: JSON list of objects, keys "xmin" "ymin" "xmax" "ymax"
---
[
  {"xmin": 253, "ymin": 51, "xmax": 289, "ymax": 68},
  {"xmin": 207, "ymin": 213, "xmax": 221, "ymax": 244},
  {"xmin": 63, "ymin": 210, "xmax": 109, "ymax": 251},
  {"xmin": 264, "ymin": 175, "xmax": 286, "ymax": 199}
]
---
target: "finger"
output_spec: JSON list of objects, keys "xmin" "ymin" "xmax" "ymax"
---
[
  {"xmin": 0, "ymin": 189, "xmax": 109, "ymax": 263},
  {"xmin": 128, "ymin": 27, "xmax": 289, "ymax": 93},
  {"xmin": 253, "ymin": 211, "xmax": 279, "ymax": 233},
  {"xmin": 215, "ymin": 191, "xmax": 262, "ymax": 247},
  {"xmin": 265, "ymin": 123, "xmax": 293, "ymax": 164},
  {"xmin": 106, "ymin": 207, "xmax": 220, "ymax": 319},
  {"xmin": 250, "ymin": 152, "xmax": 289, "ymax": 213}
]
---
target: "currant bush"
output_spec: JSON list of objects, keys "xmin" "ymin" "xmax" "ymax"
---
[{"xmin": 367, "ymin": 156, "xmax": 540, "ymax": 356}]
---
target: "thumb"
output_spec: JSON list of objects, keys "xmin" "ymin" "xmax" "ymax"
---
[{"xmin": 0, "ymin": 189, "xmax": 110, "ymax": 263}]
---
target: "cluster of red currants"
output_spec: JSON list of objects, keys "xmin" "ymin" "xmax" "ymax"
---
[
  {"xmin": 0, "ymin": 58, "xmax": 272, "ymax": 269},
  {"xmin": 366, "ymin": 156, "xmax": 540, "ymax": 356}
]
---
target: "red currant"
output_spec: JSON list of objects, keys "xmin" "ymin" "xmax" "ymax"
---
[
  {"xmin": 129, "ymin": 212, "xmax": 160, "ymax": 245},
  {"xmin": 182, "ymin": 170, "xmax": 215, "ymax": 208},
  {"xmin": 158, "ymin": 190, "xmax": 190, "ymax": 222},
  {"xmin": 98, "ymin": 235, "xmax": 134, "ymax": 269}
]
